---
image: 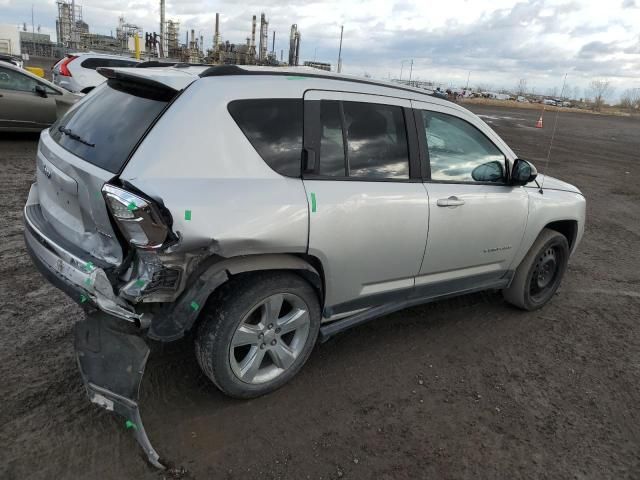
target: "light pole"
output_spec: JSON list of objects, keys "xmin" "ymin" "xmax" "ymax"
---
[
  {"xmin": 337, "ymin": 25, "xmax": 343, "ymax": 73},
  {"xmin": 399, "ymin": 59, "xmax": 413, "ymax": 82}
]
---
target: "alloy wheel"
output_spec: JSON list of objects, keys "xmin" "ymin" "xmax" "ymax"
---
[{"xmin": 229, "ymin": 293, "xmax": 311, "ymax": 384}]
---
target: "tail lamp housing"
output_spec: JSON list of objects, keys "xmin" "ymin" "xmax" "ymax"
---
[
  {"xmin": 102, "ymin": 184, "xmax": 169, "ymax": 250},
  {"xmin": 58, "ymin": 55, "xmax": 77, "ymax": 77}
]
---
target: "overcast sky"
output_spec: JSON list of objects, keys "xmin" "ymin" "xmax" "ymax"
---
[{"xmin": 3, "ymin": 0, "xmax": 639, "ymax": 98}]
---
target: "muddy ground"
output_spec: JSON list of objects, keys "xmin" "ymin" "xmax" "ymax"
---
[{"xmin": 1, "ymin": 105, "xmax": 639, "ymax": 479}]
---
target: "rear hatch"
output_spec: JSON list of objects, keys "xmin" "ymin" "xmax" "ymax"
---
[{"xmin": 34, "ymin": 74, "xmax": 176, "ymax": 265}]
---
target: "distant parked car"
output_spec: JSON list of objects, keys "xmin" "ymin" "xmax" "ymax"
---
[
  {"xmin": 433, "ymin": 87, "xmax": 448, "ymax": 99},
  {"xmin": 0, "ymin": 53, "xmax": 24, "ymax": 69},
  {"xmin": 52, "ymin": 52, "xmax": 140, "ymax": 93},
  {"xmin": 0, "ymin": 60, "xmax": 81, "ymax": 132}
]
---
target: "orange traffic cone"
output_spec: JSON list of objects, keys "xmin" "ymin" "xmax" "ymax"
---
[{"xmin": 535, "ymin": 114, "xmax": 543, "ymax": 128}]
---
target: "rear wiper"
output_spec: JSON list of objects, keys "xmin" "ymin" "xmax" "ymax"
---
[{"xmin": 57, "ymin": 126, "xmax": 95, "ymax": 147}]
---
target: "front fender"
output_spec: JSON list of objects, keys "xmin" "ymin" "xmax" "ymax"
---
[{"xmin": 510, "ymin": 188, "xmax": 586, "ymax": 270}]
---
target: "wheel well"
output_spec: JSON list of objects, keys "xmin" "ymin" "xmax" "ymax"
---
[
  {"xmin": 178, "ymin": 254, "xmax": 326, "ymax": 339},
  {"xmin": 545, "ymin": 220, "xmax": 578, "ymax": 250}
]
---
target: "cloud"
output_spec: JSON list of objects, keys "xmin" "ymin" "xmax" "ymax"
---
[{"xmin": 2, "ymin": 0, "xmax": 639, "ymax": 97}]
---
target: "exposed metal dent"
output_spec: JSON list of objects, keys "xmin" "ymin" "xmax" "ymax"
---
[
  {"xmin": 147, "ymin": 253, "xmax": 322, "ymax": 341},
  {"xmin": 23, "ymin": 220, "xmax": 142, "ymax": 323}
]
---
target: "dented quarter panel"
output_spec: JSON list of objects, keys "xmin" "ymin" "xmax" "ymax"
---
[{"xmin": 120, "ymin": 78, "xmax": 309, "ymax": 259}]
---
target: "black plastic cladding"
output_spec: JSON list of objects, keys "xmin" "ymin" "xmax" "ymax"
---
[{"xmin": 198, "ymin": 65, "xmax": 447, "ymax": 101}]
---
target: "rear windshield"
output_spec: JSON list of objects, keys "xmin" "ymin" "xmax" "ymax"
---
[{"xmin": 50, "ymin": 79, "xmax": 172, "ymax": 173}]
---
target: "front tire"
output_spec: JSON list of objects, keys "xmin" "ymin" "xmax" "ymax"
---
[
  {"xmin": 195, "ymin": 271, "xmax": 320, "ymax": 399},
  {"xmin": 503, "ymin": 228, "xmax": 569, "ymax": 311}
]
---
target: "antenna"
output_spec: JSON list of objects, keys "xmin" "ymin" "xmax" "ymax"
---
[{"xmin": 539, "ymin": 73, "xmax": 568, "ymax": 193}]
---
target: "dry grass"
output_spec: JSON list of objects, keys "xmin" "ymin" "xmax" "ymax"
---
[{"xmin": 461, "ymin": 97, "xmax": 635, "ymax": 117}]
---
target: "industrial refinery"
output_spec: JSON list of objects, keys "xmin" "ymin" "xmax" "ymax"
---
[{"xmin": 2, "ymin": 0, "xmax": 311, "ymax": 68}]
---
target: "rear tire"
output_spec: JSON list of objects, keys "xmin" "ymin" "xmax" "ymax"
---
[
  {"xmin": 503, "ymin": 228, "xmax": 569, "ymax": 311},
  {"xmin": 195, "ymin": 271, "xmax": 320, "ymax": 399}
]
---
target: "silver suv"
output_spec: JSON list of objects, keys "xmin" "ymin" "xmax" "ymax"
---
[{"xmin": 23, "ymin": 65, "xmax": 585, "ymax": 467}]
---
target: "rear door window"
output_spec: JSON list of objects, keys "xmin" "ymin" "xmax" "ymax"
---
[
  {"xmin": 50, "ymin": 80, "xmax": 173, "ymax": 173},
  {"xmin": 316, "ymin": 100, "xmax": 410, "ymax": 180},
  {"xmin": 228, "ymin": 99, "xmax": 303, "ymax": 177}
]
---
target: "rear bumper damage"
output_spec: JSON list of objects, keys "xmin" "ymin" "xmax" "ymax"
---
[{"xmin": 75, "ymin": 311, "xmax": 164, "ymax": 469}]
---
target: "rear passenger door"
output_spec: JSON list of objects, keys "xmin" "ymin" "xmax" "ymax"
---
[
  {"xmin": 412, "ymin": 100, "xmax": 529, "ymax": 293},
  {"xmin": 302, "ymin": 90, "xmax": 429, "ymax": 318}
]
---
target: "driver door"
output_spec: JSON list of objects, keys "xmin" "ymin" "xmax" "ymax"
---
[
  {"xmin": 0, "ymin": 66, "xmax": 57, "ymax": 130},
  {"xmin": 412, "ymin": 100, "xmax": 529, "ymax": 292}
]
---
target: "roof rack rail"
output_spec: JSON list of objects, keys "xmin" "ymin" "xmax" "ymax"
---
[
  {"xmin": 135, "ymin": 61, "xmax": 210, "ymax": 69},
  {"xmin": 198, "ymin": 65, "xmax": 444, "ymax": 100}
]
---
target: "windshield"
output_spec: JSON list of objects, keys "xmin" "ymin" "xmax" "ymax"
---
[{"xmin": 50, "ymin": 79, "xmax": 173, "ymax": 173}]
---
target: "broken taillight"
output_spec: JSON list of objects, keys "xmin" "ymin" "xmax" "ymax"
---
[
  {"xmin": 102, "ymin": 185, "xmax": 169, "ymax": 249},
  {"xmin": 58, "ymin": 55, "xmax": 77, "ymax": 76}
]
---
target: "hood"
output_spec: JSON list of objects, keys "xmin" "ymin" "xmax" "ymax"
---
[{"xmin": 526, "ymin": 174, "xmax": 582, "ymax": 195}]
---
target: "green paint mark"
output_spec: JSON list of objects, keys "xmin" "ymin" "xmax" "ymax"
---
[
  {"xmin": 184, "ymin": 209, "xmax": 192, "ymax": 221},
  {"xmin": 190, "ymin": 301, "xmax": 199, "ymax": 311},
  {"xmin": 135, "ymin": 279, "xmax": 146, "ymax": 288},
  {"xmin": 286, "ymin": 76, "xmax": 306, "ymax": 80},
  {"xmin": 127, "ymin": 201, "xmax": 137, "ymax": 212},
  {"xmin": 80, "ymin": 294, "xmax": 88, "ymax": 303},
  {"xmin": 95, "ymin": 191, "xmax": 102, "ymax": 199},
  {"xmin": 84, "ymin": 278, "xmax": 92, "ymax": 287},
  {"xmin": 125, "ymin": 420, "xmax": 138, "ymax": 430},
  {"xmin": 310, "ymin": 192, "xmax": 317, "ymax": 213},
  {"xmin": 84, "ymin": 261, "xmax": 94, "ymax": 272}
]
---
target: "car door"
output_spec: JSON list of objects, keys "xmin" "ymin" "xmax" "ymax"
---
[
  {"xmin": 0, "ymin": 66, "xmax": 57, "ymax": 130},
  {"xmin": 411, "ymin": 100, "xmax": 529, "ymax": 295},
  {"xmin": 303, "ymin": 90, "xmax": 429, "ymax": 318}
]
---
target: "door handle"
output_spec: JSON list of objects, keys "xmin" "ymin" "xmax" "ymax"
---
[{"xmin": 437, "ymin": 196, "xmax": 465, "ymax": 207}]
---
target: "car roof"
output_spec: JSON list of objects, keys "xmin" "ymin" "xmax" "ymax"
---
[
  {"xmin": 103, "ymin": 64, "xmax": 462, "ymax": 111},
  {"xmin": 69, "ymin": 52, "xmax": 141, "ymax": 61}
]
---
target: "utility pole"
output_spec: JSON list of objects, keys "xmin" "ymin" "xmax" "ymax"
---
[
  {"xmin": 337, "ymin": 25, "xmax": 343, "ymax": 73},
  {"xmin": 465, "ymin": 70, "xmax": 470, "ymax": 91},
  {"xmin": 31, "ymin": 4, "xmax": 35, "ymax": 56},
  {"xmin": 408, "ymin": 59, "xmax": 413, "ymax": 82}
]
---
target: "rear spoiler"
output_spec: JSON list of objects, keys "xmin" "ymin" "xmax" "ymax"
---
[{"xmin": 97, "ymin": 67, "xmax": 179, "ymax": 93}]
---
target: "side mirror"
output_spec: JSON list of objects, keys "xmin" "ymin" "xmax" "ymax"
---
[
  {"xmin": 472, "ymin": 161, "xmax": 504, "ymax": 182},
  {"xmin": 511, "ymin": 158, "xmax": 537, "ymax": 186},
  {"xmin": 35, "ymin": 84, "xmax": 48, "ymax": 98}
]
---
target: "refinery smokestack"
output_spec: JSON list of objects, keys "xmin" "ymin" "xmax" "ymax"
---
[
  {"xmin": 159, "ymin": 0, "xmax": 165, "ymax": 57},
  {"xmin": 259, "ymin": 13, "xmax": 268, "ymax": 62},
  {"xmin": 251, "ymin": 15, "xmax": 256, "ymax": 49},
  {"xmin": 214, "ymin": 12, "xmax": 220, "ymax": 50}
]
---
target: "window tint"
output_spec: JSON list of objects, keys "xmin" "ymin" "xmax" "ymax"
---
[
  {"xmin": 228, "ymin": 99, "xmax": 303, "ymax": 177},
  {"xmin": 80, "ymin": 58, "xmax": 139, "ymax": 70},
  {"xmin": 345, "ymin": 102, "xmax": 409, "ymax": 179},
  {"xmin": 0, "ymin": 67, "xmax": 38, "ymax": 93},
  {"xmin": 422, "ymin": 111, "xmax": 506, "ymax": 183},
  {"xmin": 50, "ymin": 80, "xmax": 172, "ymax": 173},
  {"xmin": 316, "ymin": 100, "xmax": 410, "ymax": 180},
  {"xmin": 319, "ymin": 100, "xmax": 346, "ymax": 176}
]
